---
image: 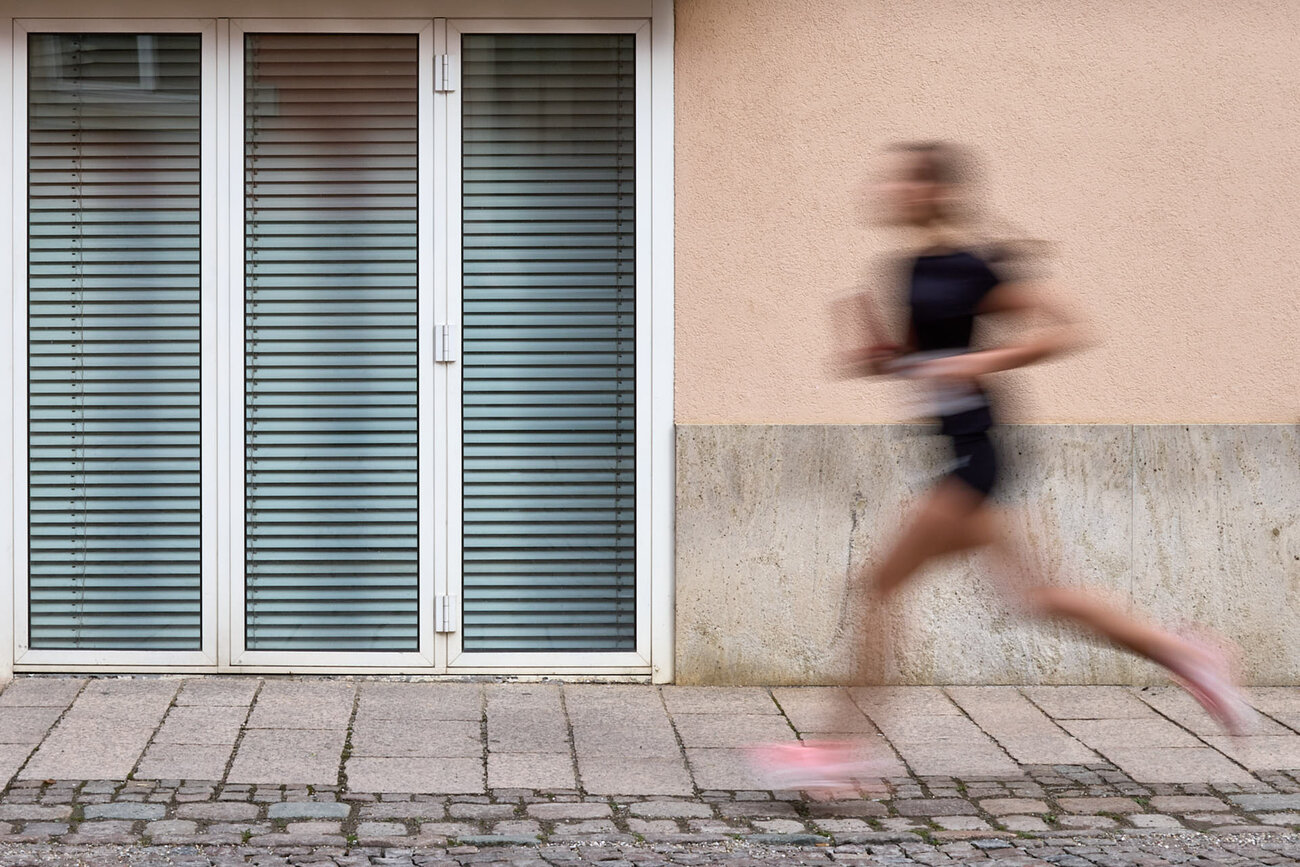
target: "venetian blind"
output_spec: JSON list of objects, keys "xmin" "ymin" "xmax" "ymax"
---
[
  {"xmin": 461, "ymin": 33, "xmax": 637, "ymax": 653},
  {"xmin": 27, "ymin": 33, "xmax": 203, "ymax": 650},
  {"xmin": 244, "ymin": 33, "xmax": 419, "ymax": 651}
]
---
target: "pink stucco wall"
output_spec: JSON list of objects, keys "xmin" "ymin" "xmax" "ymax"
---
[{"xmin": 675, "ymin": 0, "xmax": 1300, "ymax": 423}]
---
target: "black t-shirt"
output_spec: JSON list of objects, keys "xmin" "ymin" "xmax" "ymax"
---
[
  {"xmin": 908, "ymin": 249, "xmax": 1002, "ymax": 352},
  {"xmin": 907, "ymin": 249, "xmax": 1003, "ymax": 435}
]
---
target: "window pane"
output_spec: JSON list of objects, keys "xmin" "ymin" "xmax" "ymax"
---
[
  {"xmin": 28, "ymin": 33, "xmax": 203, "ymax": 650},
  {"xmin": 244, "ymin": 33, "xmax": 420, "ymax": 652},
  {"xmin": 461, "ymin": 33, "xmax": 637, "ymax": 653}
]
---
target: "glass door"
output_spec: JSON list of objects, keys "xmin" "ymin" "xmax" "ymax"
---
[
  {"xmin": 446, "ymin": 22, "xmax": 651, "ymax": 672},
  {"xmin": 228, "ymin": 22, "xmax": 437, "ymax": 668}
]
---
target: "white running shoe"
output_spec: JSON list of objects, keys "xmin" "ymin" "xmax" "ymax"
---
[
  {"xmin": 1169, "ymin": 631, "xmax": 1257, "ymax": 737},
  {"xmin": 748, "ymin": 740, "xmax": 890, "ymax": 792}
]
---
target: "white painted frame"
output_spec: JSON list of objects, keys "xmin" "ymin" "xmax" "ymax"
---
[
  {"xmin": 1, "ymin": 18, "xmax": 16, "ymax": 684},
  {"xmin": 226, "ymin": 18, "xmax": 439, "ymax": 670},
  {"xmin": 4, "ymin": 6, "xmax": 674, "ymax": 678},
  {"xmin": 444, "ymin": 18, "xmax": 660, "ymax": 677},
  {"xmin": 9, "ymin": 19, "xmax": 220, "ymax": 670}
]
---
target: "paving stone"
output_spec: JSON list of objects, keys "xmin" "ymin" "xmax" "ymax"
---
[
  {"xmin": 137, "ymin": 743, "xmax": 234, "ymax": 782},
  {"xmin": 1055, "ymin": 797, "xmax": 1142, "ymax": 814},
  {"xmin": 716, "ymin": 801, "xmax": 798, "ymax": 819},
  {"xmin": 0, "ymin": 679, "xmax": 85, "ymax": 707},
  {"xmin": 579, "ymin": 757, "xmax": 694, "ymax": 796},
  {"xmin": 174, "ymin": 678, "xmax": 260, "ymax": 707},
  {"xmin": 456, "ymin": 834, "xmax": 542, "ymax": 847},
  {"xmin": 69, "ymin": 820, "xmax": 135, "ymax": 837},
  {"xmin": 660, "ymin": 688, "xmax": 779, "ymax": 715},
  {"xmin": 266, "ymin": 802, "xmax": 350, "ymax": 820},
  {"xmin": 355, "ymin": 683, "xmax": 482, "ymax": 722},
  {"xmin": 82, "ymin": 802, "xmax": 165, "ymax": 820},
  {"xmin": 745, "ymin": 832, "xmax": 825, "ymax": 846},
  {"xmin": 671, "ymin": 714, "xmax": 795, "ymax": 748},
  {"xmin": 345, "ymin": 757, "xmax": 483, "ymax": 795},
  {"xmin": 998, "ymin": 815, "xmax": 1051, "ymax": 832},
  {"xmin": 803, "ymin": 800, "xmax": 888, "ymax": 818},
  {"xmin": 144, "ymin": 819, "xmax": 198, "ymax": 837},
  {"xmin": 1128, "ymin": 813, "xmax": 1186, "ymax": 829},
  {"xmin": 1256, "ymin": 812, "xmax": 1300, "ymax": 826},
  {"xmin": 1231, "ymin": 793, "xmax": 1300, "ymax": 811},
  {"xmin": 933, "ymin": 816, "xmax": 992, "ymax": 831},
  {"xmin": 491, "ymin": 820, "xmax": 542, "ymax": 835},
  {"xmin": 979, "ymin": 798, "xmax": 1049, "ymax": 815},
  {"xmin": 526, "ymin": 802, "xmax": 611, "ymax": 820},
  {"xmin": 1185, "ymin": 812, "xmax": 1246, "ymax": 825},
  {"xmin": 356, "ymin": 821, "xmax": 408, "ymax": 837},
  {"xmin": 682, "ymin": 749, "xmax": 771, "ymax": 791},
  {"xmin": 248, "ymin": 831, "xmax": 347, "ymax": 846},
  {"xmin": 752, "ymin": 819, "xmax": 806, "ymax": 833},
  {"xmin": 417, "ymin": 822, "xmax": 481, "ymax": 837},
  {"xmin": 0, "ymin": 806, "xmax": 72, "ymax": 821},
  {"xmin": 1055, "ymin": 815, "xmax": 1118, "ymax": 830},
  {"xmin": 1022, "ymin": 687, "xmax": 1157, "ymax": 720},
  {"xmin": 628, "ymin": 818, "xmax": 679, "ymax": 834},
  {"xmin": 628, "ymin": 801, "xmax": 713, "ymax": 819},
  {"xmin": 771, "ymin": 688, "xmax": 879, "ymax": 734},
  {"xmin": 1100, "ymin": 748, "xmax": 1259, "ymax": 785},
  {"xmin": 0, "ymin": 707, "xmax": 66, "ymax": 745},
  {"xmin": 358, "ymin": 802, "xmax": 447, "ymax": 820},
  {"xmin": 813, "ymin": 818, "xmax": 873, "ymax": 834},
  {"xmin": 570, "ymin": 724, "xmax": 682, "ymax": 759},
  {"xmin": 175, "ymin": 802, "xmax": 261, "ymax": 821},
  {"xmin": 485, "ymin": 685, "xmax": 569, "ymax": 753},
  {"xmin": 228, "ymin": 729, "xmax": 346, "ymax": 786},
  {"xmin": 946, "ymin": 687, "xmax": 1099, "ymax": 766},
  {"xmin": 286, "ymin": 820, "xmax": 342, "ymax": 835},
  {"xmin": 487, "ymin": 753, "xmax": 575, "ymax": 790},
  {"xmin": 350, "ymin": 718, "xmax": 482, "ymax": 759},
  {"xmin": 12, "ymin": 821, "xmax": 68, "ymax": 838},
  {"xmin": 448, "ymin": 803, "xmax": 515, "ymax": 820},
  {"xmin": 245, "ymin": 681, "xmax": 355, "ymax": 730},
  {"xmin": 865, "ymin": 716, "xmax": 1021, "ymax": 779},
  {"xmin": 894, "ymin": 799, "xmax": 977, "ymax": 817},
  {"xmin": 1139, "ymin": 795, "xmax": 1219, "ymax": 814}
]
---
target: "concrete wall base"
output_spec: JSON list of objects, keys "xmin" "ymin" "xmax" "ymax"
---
[{"xmin": 675, "ymin": 424, "xmax": 1300, "ymax": 685}]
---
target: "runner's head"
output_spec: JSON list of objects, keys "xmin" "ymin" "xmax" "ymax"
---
[{"xmin": 878, "ymin": 141, "xmax": 975, "ymax": 228}]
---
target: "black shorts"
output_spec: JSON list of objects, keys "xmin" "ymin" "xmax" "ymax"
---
[{"xmin": 948, "ymin": 431, "xmax": 998, "ymax": 498}]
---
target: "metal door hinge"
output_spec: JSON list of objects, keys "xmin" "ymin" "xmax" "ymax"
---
[
  {"xmin": 435, "ymin": 54, "xmax": 455, "ymax": 92},
  {"xmin": 436, "ymin": 323, "xmax": 456, "ymax": 362},
  {"xmin": 435, "ymin": 595, "xmax": 460, "ymax": 633}
]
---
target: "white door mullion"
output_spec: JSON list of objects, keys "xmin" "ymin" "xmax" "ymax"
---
[
  {"xmin": 444, "ymin": 23, "xmax": 466, "ymax": 666},
  {"xmin": 419, "ymin": 18, "xmax": 440, "ymax": 668},
  {"xmin": 0, "ymin": 16, "xmax": 13, "ymax": 683},
  {"xmin": 198, "ymin": 20, "xmax": 221, "ymax": 666},
  {"xmin": 226, "ymin": 19, "xmax": 249, "ymax": 665},
  {"xmin": 214, "ymin": 17, "xmax": 236, "ymax": 670},
  {"xmin": 7, "ymin": 23, "xmax": 29, "ymax": 672}
]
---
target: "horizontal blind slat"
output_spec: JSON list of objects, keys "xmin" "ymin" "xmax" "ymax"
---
[
  {"xmin": 244, "ymin": 32, "xmax": 420, "ymax": 653},
  {"xmin": 461, "ymin": 33, "xmax": 637, "ymax": 654},
  {"xmin": 26, "ymin": 32, "xmax": 203, "ymax": 651}
]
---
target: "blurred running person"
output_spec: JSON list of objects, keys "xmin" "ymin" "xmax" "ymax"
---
[{"xmin": 752, "ymin": 142, "xmax": 1253, "ymax": 793}]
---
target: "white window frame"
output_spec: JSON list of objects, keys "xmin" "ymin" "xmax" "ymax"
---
[
  {"xmin": 9, "ymin": 18, "xmax": 220, "ymax": 670},
  {"xmin": 225, "ymin": 18, "xmax": 439, "ymax": 671},
  {"xmin": 444, "ymin": 18, "xmax": 653, "ymax": 676},
  {"xmin": 1, "ymin": 3, "xmax": 675, "ymax": 679}
]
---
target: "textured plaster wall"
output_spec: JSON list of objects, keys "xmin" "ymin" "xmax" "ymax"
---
[
  {"xmin": 675, "ymin": 0, "xmax": 1300, "ymax": 423},
  {"xmin": 675, "ymin": 424, "xmax": 1300, "ymax": 685}
]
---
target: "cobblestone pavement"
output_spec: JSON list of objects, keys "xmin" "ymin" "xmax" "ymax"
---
[{"xmin": 3, "ymin": 678, "xmax": 1300, "ymax": 865}]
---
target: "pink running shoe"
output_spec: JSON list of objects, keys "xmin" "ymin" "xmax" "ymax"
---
[
  {"xmin": 1168, "ymin": 630, "xmax": 1256, "ymax": 737},
  {"xmin": 748, "ymin": 740, "xmax": 888, "ymax": 792}
]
